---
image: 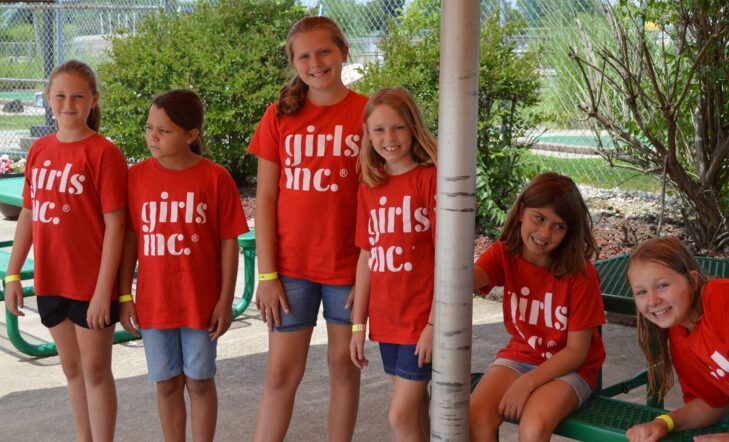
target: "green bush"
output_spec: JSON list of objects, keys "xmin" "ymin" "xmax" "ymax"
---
[
  {"xmin": 98, "ymin": 0, "xmax": 308, "ymax": 180},
  {"xmin": 356, "ymin": 0, "xmax": 541, "ymax": 234}
]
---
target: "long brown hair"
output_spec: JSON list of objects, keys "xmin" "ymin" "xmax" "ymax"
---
[
  {"xmin": 627, "ymin": 236, "xmax": 708, "ymax": 400},
  {"xmin": 45, "ymin": 59, "xmax": 101, "ymax": 131},
  {"xmin": 359, "ymin": 87, "xmax": 437, "ymax": 187},
  {"xmin": 276, "ymin": 16, "xmax": 348, "ymax": 116},
  {"xmin": 500, "ymin": 172, "xmax": 599, "ymax": 276},
  {"xmin": 151, "ymin": 89, "xmax": 208, "ymax": 156}
]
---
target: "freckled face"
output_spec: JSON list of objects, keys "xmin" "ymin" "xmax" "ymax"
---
[{"xmin": 628, "ymin": 260, "xmax": 697, "ymax": 329}]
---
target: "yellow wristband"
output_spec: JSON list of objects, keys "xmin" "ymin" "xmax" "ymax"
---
[
  {"xmin": 655, "ymin": 414, "xmax": 674, "ymax": 432},
  {"xmin": 118, "ymin": 294, "xmax": 133, "ymax": 303},
  {"xmin": 4, "ymin": 274, "xmax": 20, "ymax": 283},
  {"xmin": 258, "ymin": 272, "xmax": 278, "ymax": 281},
  {"xmin": 352, "ymin": 323, "xmax": 366, "ymax": 332}
]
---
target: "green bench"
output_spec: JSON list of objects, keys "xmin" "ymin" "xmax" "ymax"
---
[
  {"xmin": 1, "ymin": 229, "xmax": 256, "ymax": 357},
  {"xmin": 472, "ymin": 254, "xmax": 729, "ymax": 441}
]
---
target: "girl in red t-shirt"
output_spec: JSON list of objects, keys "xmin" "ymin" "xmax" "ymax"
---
[
  {"xmin": 118, "ymin": 89, "xmax": 247, "ymax": 441},
  {"xmin": 5, "ymin": 60, "xmax": 127, "ymax": 441},
  {"xmin": 249, "ymin": 16, "xmax": 367, "ymax": 441},
  {"xmin": 470, "ymin": 172, "xmax": 605, "ymax": 441},
  {"xmin": 626, "ymin": 237, "xmax": 729, "ymax": 442},
  {"xmin": 350, "ymin": 87, "xmax": 437, "ymax": 440}
]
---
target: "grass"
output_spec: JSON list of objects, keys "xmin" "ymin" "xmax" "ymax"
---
[
  {"xmin": 0, "ymin": 114, "xmax": 44, "ymax": 131},
  {"xmin": 524, "ymin": 151, "xmax": 662, "ymax": 192}
]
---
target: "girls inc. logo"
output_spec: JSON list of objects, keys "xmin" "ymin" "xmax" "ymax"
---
[
  {"xmin": 509, "ymin": 287, "xmax": 569, "ymax": 332},
  {"xmin": 30, "ymin": 160, "xmax": 86, "ymax": 224},
  {"xmin": 283, "ymin": 124, "xmax": 360, "ymax": 192},
  {"xmin": 367, "ymin": 195, "xmax": 430, "ymax": 273},
  {"xmin": 140, "ymin": 192, "xmax": 207, "ymax": 257}
]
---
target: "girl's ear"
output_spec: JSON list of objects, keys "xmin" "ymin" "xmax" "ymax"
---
[
  {"xmin": 688, "ymin": 270, "xmax": 700, "ymax": 291},
  {"xmin": 362, "ymin": 122, "xmax": 368, "ymax": 134},
  {"xmin": 91, "ymin": 91, "xmax": 100, "ymax": 108},
  {"xmin": 342, "ymin": 44, "xmax": 350, "ymax": 63},
  {"xmin": 186, "ymin": 128, "xmax": 200, "ymax": 146}
]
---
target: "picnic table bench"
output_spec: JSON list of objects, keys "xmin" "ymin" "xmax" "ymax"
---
[
  {"xmin": 0, "ymin": 230, "xmax": 257, "ymax": 357},
  {"xmin": 472, "ymin": 254, "xmax": 729, "ymax": 441}
]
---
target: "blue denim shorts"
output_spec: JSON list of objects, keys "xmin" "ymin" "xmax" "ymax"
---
[
  {"xmin": 274, "ymin": 275, "xmax": 353, "ymax": 332},
  {"xmin": 379, "ymin": 343, "xmax": 432, "ymax": 382},
  {"xmin": 140, "ymin": 328, "xmax": 217, "ymax": 382},
  {"xmin": 490, "ymin": 358, "xmax": 593, "ymax": 406}
]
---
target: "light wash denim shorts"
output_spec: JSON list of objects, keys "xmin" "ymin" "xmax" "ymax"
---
[
  {"xmin": 140, "ymin": 328, "xmax": 217, "ymax": 382},
  {"xmin": 490, "ymin": 357, "xmax": 593, "ymax": 406},
  {"xmin": 274, "ymin": 275, "xmax": 353, "ymax": 332}
]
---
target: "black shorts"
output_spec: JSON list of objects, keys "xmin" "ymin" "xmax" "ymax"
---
[{"xmin": 36, "ymin": 295, "xmax": 120, "ymax": 329}]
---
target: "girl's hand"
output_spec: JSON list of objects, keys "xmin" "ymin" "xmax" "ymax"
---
[
  {"xmin": 498, "ymin": 375, "xmax": 535, "ymax": 420},
  {"xmin": 344, "ymin": 286, "xmax": 355, "ymax": 310},
  {"xmin": 350, "ymin": 330, "xmax": 368, "ymax": 369},
  {"xmin": 254, "ymin": 279, "xmax": 289, "ymax": 328},
  {"xmin": 119, "ymin": 301, "xmax": 140, "ymax": 337},
  {"xmin": 626, "ymin": 420, "xmax": 669, "ymax": 442},
  {"xmin": 4, "ymin": 281, "xmax": 25, "ymax": 317},
  {"xmin": 87, "ymin": 291, "xmax": 111, "ymax": 329},
  {"xmin": 208, "ymin": 298, "xmax": 232, "ymax": 340},
  {"xmin": 415, "ymin": 323, "xmax": 433, "ymax": 368},
  {"xmin": 694, "ymin": 433, "xmax": 729, "ymax": 441}
]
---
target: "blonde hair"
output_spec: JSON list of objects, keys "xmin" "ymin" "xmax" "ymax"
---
[
  {"xmin": 276, "ymin": 16, "xmax": 348, "ymax": 116},
  {"xmin": 500, "ymin": 172, "xmax": 599, "ymax": 276},
  {"xmin": 627, "ymin": 236, "xmax": 708, "ymax": 401},
  {"xmin": 45, "ymin": 59, "xmax": 101, "ymax": 131},
  {"xmin": 359, "ymin": 88, "xmax": 437, "ymax": 187}
]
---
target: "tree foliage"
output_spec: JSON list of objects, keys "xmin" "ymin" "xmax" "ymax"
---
[
  {"xmin": 356, "ymin": 0, "xmax": 541, "ymax": 233},
  {"xmin": 98, "ymin": 0, "xmax": 308, "ymax": 180},
  {"xmin": 569, "ymin": 0, "xmax": 729, "ymax": 249}
]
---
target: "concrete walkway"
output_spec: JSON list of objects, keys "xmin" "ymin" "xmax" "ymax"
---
[{"xmin": 0, "ymin": 214, "xmax": 683, "ymax": 442}]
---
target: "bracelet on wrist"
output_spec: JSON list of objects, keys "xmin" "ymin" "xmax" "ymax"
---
[
  {"xmin": 118, "ymin": 294, "xmax": 133, "ymax": 303},
  {"xmin": 258, "ymin": 271, "xmax": 278, "ymax": 281},
  {"xmin": 654, "ymin": 414, "xmax": 674, "ymax": 433},
  {"xmin": 352, "ymin": 323, "xmax": 366, "ymax": 332},
  {"xmin": 4, "ymin": 274, "xmax": 20, "ymax": 283}
]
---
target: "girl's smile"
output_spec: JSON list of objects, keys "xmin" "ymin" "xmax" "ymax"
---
[
  {"xmin": 291, "ymin": 29, "xmax": 347, "ymax": 98},
  {"xmin": 628, "ymin": 260, "xmax": 698, "ymax": 330}
]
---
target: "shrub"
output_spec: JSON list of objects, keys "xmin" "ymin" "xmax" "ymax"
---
[
  {"xmin": 98, "ymin": 0, "xmax": 308, "ymax": 180},
  {"xmin": 356, "ymin": 0, "xmax": 541, "ymax": 234}
]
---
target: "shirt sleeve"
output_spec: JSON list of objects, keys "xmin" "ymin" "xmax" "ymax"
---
[
  {"xmin": 474, "ymin": 241, "xmax": 506, "ymax": 294},
  {"xmin": 217, "ymin": 167, "xmax": 248, "ymax": 240},
  {"xmin": 248, "ymin": 104, "xmax": 281, "ymax": 164},
  {"xmin": 97, "ymin": 143, "xmax": 128, "ymax": 214},
  {"xmin": 355, "ymin": 184, "xmax": 371, "ymax": 251}
]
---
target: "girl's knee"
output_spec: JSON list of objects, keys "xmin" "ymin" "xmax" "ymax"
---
[
  {"xmin": 157, "ymin": 375, "xmax": 185, "ymax": 397},
  {"xmin": 265, "ymin": 361, "xmax": 306, "ymax": 391},
  {"xmin": 60, "ymin": 358, "xmax": 84, "ymax": 381},
  {"xmin": 185, "ymin": 377, "xmax": 215, "ymax": 397},
  {"xmin": 328, "ymin": 351, "xmax": 359, "ymax": 382},
  {"xmin": 388, "ymin": 403, "xmax": 419, "ymax": 436},
  {"xmin": 80, "ymin": 359, "xmax": 113, "ymax": 386},
  {"xmin": 517, "ymin": 415, "xmax": 555, "ymax": 442},
  {"xmin": 469, "ymin": 405, "xmax": 501, "ymax": 439}
]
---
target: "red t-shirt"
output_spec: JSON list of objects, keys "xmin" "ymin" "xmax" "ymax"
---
[
  {"xmin": 355, "ymin": 165, "xmax": 436, "ymax": 344},
  {"xmin": 22, "ymin": 133, "xmax": 127, "ymax": 301},
  {"xmin": 670, "ymin": 279, "xmax": 729, "ymax": 407},
  {"xmin": 475, "ymin": 240, "xmax": 606, "ymax": 389},
  {"xmin": 127, "ymin": 158, "xmax": 248, "ymax": 329},
  {"xmin": 248, "ymin": 91, "xmax": 367, "ymax": 284}
]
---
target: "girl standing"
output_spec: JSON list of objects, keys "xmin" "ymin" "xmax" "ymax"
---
[
  {"xmin": 5, "ymin": 59, "xmax": 127, "ymax": 442},
  {"xmin": 118, "ymin": 89, "xmax": 247, "ymax": 442},
  {"xmin": 470, "ymin": 172, "xmax": 606, "ymax": 442},
  {"xmin": 626, "ymin": 237, "xmax": 729, "ymax": 442},
  {"xmin": 248, "ymin": 16, "xmax": 368, "ymax": 441},
  {"xmin": 349, "ymin": 87, "xmax": 437, "ymax": 441}
]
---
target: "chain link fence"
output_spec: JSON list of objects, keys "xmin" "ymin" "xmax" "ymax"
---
[{"xmin": 0, "ymin": 0, "xmax": 657, "ymax": 192}]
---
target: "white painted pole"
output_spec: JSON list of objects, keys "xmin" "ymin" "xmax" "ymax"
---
[{"xmin": 431, "ymin": 0, "xmax": 480, "ymax": 440}]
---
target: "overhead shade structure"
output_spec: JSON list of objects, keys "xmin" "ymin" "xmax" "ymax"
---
[{"xmin": 431, "ymin": 0, "xmax": 480, "ymax": 440}]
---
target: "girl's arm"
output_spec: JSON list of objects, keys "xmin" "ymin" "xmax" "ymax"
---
[
  {"xmin": 118, "ymin": 231, "xmax": 139, "ymax": 336},
  {"xmin": 5, "ymin": 208, "xmax": 33, "ymax": 316},
  {"xmin": 254, "ymin": 158, "xmax": 288, "ymax": 327},
  {"xmin": 474, "ymin": 264, "xmax": 491, "ymax": 291},
  {"xmin": 87, "ymin": 208, "xmax": 125, "ymax": 329},
  {"xmin": 209, "ymin": 238, "xmax": 239, "ymax": 340},
  {"xmin": 626, "ymin": 399, "xmax": 729, "ymax": 442},
  {"xmin": 415, "ymin": 301, "xmax": 434, "ymax": 368},
  {"xmin": 350, "ymin": 249, "xmax": 371, "ymax": 369},
  {"xmin": 499, "ymin": 327, "xmax": 592, "ymax": 420}
]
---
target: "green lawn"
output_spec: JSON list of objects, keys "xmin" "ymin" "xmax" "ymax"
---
[
  {"xmin": 0, "ymin": 114, "xmax": 44, "ymax": 131},
  {"xmin": 524, "ymin": 151, "xmax": 662, "ymax": 192}
]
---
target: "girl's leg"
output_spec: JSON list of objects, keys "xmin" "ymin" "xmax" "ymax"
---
[
  {"xmin": 469, "ymin": 366, "xmax": 520, "ymax": 442},
  {"xmin": 48, "ymin": 319, "xmax": 92, "ymax": 442},
  {"xmin": 326, "ymin": 322, "xmax": 361, "ymax": 441},
  {"xmin": 253, "ymin": 327, "xmax": 314, "ymax": 442},
  {"xmin": 156, "ymin": 374, "xmax": 186, "ymax": 442},
  {"xmin": 389, "ymin": 376, "xmax": 430, "ymax": 442},
  {"xmin": 186, "ymin": 377, "xmax": 217, "ymax": 442},
  {"xmin": 74, "ymin": 324, "xmax": 117, "ymax": 442},
  {"xmin": 517, "ymin": 379, "xmax": 580, "ymax": 442}
]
